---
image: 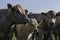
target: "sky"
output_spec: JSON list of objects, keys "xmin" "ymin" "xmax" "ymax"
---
[{"xmin": 0, "ymin": 0, "xmax": 60, "ymax": 13}]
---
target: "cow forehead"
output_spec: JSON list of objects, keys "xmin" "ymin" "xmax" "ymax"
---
[{"xmin": 16, "ymin": 5, "xmax": 25, "ymax": 15}]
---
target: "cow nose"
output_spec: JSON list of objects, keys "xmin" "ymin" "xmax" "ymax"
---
[
  {"xmin": 50, "ymin": 22, "xmax": 54, "ymax": 25},
  {"xmin": 25, "ymin": 19, "xmax": 29, "ymax": 23}
]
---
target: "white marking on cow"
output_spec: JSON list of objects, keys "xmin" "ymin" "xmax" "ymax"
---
[
  {"xmin": 52, "ymin": 18, "xmax": 56, "ymax": 25},
  {"xmin": 27, "ymin": 32, "xmax": 33, "ymax": 40}
]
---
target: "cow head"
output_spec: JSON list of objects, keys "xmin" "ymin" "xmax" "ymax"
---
[
  {"xmin": 47, "ymin": 10, "xmax": 56, "ymax": 26},
  {"xmin": 7, "ymin": 4, "xmax": 29, "ymax": 24},
  {"xmin": 41, "ymin": 12, "xmax": 54, "ymax": 27}
]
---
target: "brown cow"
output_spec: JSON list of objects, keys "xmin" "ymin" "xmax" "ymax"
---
[{"xmin": 14, "ymin": 18, "xmax": 42, "ymax": 40}]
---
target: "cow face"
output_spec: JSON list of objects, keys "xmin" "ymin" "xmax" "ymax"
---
[
  {"xmin": 47, "ymin": 10, "xmax": 56, "ymax": 26},
  {"xmin": 41, "ymin": 12, "xmax": 54, "ymax": 26},
  {"xmin": 7, "ymin": 4, "xmax": 29, "ymax": 24}
]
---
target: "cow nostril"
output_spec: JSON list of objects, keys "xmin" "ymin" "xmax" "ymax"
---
[
  {"xmin": 50, "ymin": 22, "xmax": 54, "ymax": 25},
  {"xmin": 25, "ymin": 19, "xmax": 28, "ymax": 22}
]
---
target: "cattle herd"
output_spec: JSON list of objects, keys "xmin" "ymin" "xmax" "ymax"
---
[{"xmin": 0, "ymin": 3, "xmax": 60, "ymax": 40}]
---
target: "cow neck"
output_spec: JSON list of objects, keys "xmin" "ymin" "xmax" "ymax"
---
[{"xmin": 7, "ymin": 12, "xmax": 15, "ymax": 25}]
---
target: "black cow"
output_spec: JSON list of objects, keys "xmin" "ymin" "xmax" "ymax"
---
[
  {"xmin": 53, "ymin": 12, "xmax": 60, "ymax": 40},
  {"xmin": 38, "ymin": 10, "xmax": 55, "ymax": 40},
  {"xmin": 0, "ymin": 4, "xmax": 29, "ymax": 40}
]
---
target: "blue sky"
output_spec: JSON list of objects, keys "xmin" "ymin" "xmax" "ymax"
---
[{"xmin": 0, "ymin": 0, "xmax": 60, "ymax": 13}]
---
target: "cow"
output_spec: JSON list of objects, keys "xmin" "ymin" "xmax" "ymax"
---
[
  {"xmin": 0, "ymin": 3, "xmax": 29, "ymax": 40},
  {"xmin": 27, "ymin": 18, "xmax": 42, "ymax": 40},
  {"xmin": 53, "ymin": 12, "xmax": 60, "ymax": 40},
  {"xmin": 38, "ymin": 10, "xmax": 55, "ymax": 40},
  {"xmin": 14, "ymin": 18, "xmax": 42, "ymax": 40}
]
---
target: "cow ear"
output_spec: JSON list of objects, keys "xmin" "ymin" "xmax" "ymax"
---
[
  {"xmin": 41, "ymin": 12, "xmax": 45, "ymax": 15},
  {"xmin": 41, "ymin": 12, "xmax": 47, "ymax": 16},
  {"xmin": 7, "ymin": 4, "xmax": 12, "ymax": 12}
]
